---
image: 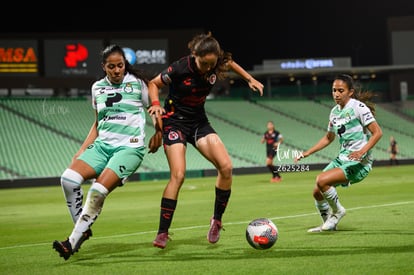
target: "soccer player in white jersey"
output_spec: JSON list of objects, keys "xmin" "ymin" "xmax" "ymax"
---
[
  {"xmin": 52, "ymin": 44, "xmax": 162, "ymax": 260},
  {"xmin": 295, "ymin": 74, "xmax": 383, "ymax": 232}
]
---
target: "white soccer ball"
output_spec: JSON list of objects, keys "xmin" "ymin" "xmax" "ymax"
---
[{"xmin": 246, "ymin": 218, "xmax": 278, "ymax": 249}]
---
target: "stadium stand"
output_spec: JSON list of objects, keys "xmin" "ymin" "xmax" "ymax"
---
[{"xmin": 1, "ymin": 97, "xmax": 413, "ymax": 182}]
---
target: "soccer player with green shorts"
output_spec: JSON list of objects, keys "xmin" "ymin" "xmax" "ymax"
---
[
  {"xmin": 295, "ymin": 74, "xmax": 383, "ymax": 232},
  {"xmin": 52, "ymin": 44, "xmax": 162, "ymax": 260}
]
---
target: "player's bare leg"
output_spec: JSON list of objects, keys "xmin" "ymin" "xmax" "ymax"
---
[{"xmin": 197, "ymin": 133, "xmax": 232, "ymax": 243}]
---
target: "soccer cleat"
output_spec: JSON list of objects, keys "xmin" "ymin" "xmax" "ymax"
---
[
  {"xmin": 307, "ymin": 225, "xmax": 337, "ymax": 233},
  {"xmin": 270, "ymin": 177, "xmax": 282, "ymax": 183},
  {"xmin": 53, "ymin": 239, "xmax": 73, "ymax": 260},
  {"xmin": 321, "ymin": 207, "xmax": 346, "ymax": 231},
  {"xmin": 207, "ymin": 217, "xmax": 223, "ymax": 244},
  {"xmin": 73, "ymin": 229, "xmax": 93, "ymax": 253},
  {"xmin": 153, "ymin": 232, "xmax": 170, "ymax": 249}
]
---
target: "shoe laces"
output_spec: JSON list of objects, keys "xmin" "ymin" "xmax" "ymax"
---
[
  {"xmin": 158, "ymin": 232, "xmax": 173, "ymax": 241},
  {"xmin": 211, "ymin": 220, "xmax": 224, "ymax": 232}
]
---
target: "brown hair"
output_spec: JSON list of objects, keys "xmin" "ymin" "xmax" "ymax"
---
[
  {"xmin": 334, "ymin": 74, "xmax": 377, "ymax": 116},
  {"xmin": 101, "ymin": 44, "xmax": 150, "ymax": 84},
  {"xmin": 188, "ymin": 31, "xmax": 233, "ymax": 80}
]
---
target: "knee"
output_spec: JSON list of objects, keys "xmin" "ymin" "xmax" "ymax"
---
[
  {"xmin": 315, "ymin": 174, "xmax": 328, "ymax": 192},
  {"xmin": 312, "ymin": 186, "xmax": 324, "ymax": 200},
  {"xmin": 61, "ymin": 168, "xmax": 84, "ymax": 188},
  {"xmin": 170, "ymin": 170, "xmax": 186, "ymax": 185},
  {"xmin": 218, "ymin": 161, "xmax": 233, "ymax": 179}
]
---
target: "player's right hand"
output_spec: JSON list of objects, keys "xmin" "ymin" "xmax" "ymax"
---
[
  {"xmin": 294, "ymin": 154, "xmax": 305, "ymax": 163},
  {"xmin": 148, "ymin": 131, "xmax": 163, "ymax": 153},
  {"xmin": 148, "ymin": 105, "xmax": 165, "ymax": 117}
]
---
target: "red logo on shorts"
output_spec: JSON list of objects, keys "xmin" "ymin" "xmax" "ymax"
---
[{"xmin": 168, "ymin": 131, "xmax": 179, "ymax": 141}]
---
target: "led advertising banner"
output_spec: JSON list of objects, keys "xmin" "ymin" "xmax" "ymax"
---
[
  {"xmin": 255, "ymin": 57, "xmax": 352, "ymax": 72},
  {"xmin": 0, "ymin": 40, "xmax": 39, "ymax": 76},
  {"xmin": 110, "ymin": 39, "xmax": 168, "ymax": 77},
  {"xmin": 44, "ymin": 40, "xmax": 103, "ymax": 77}
]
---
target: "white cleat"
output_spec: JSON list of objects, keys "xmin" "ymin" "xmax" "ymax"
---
[
  {"xmin": 307, "ymin": 226, "xmax": 323, "ymax": 233},
  {"xmin": 307, "ymin": 225, "xmax": 337, "ymax": 233},
  {"xmin": 321, "ymin": 207, "xmax": 346, "ymax": 231}
]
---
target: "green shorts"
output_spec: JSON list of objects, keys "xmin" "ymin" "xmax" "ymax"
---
[
  {"xmin": 78, "ymin": 139, "xmax": 145, "ymax": 183},
  {"xmin": 323, "ymin": 157, "xmax": 371, "ymax": 187}
]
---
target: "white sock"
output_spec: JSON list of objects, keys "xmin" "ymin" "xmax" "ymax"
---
[
  {"xmin": 61, "ymin": 169, "xmax": 84, "ymax": 223},
  {"xmin": 322, "ymin": 187, "xmax": 343, "ymax": 213},
  {"xmin": 314, "ymin": 200, "xmax": 330, "ymax": 222},
  {"xmin": 69, "ymin": 182, "xmax": 108, "ymax": 249}
]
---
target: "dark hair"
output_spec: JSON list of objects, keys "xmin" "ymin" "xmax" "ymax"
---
[
  {"xmin": 187, "ymin": 32, "xmax": 233, "ymax": 80},
  {"xmin": 101, "ymin": 44, "xmax": 150, "ymax": 85},
  {"xmin": 333, "ymin": 74, "xmax": 377, "ymax": 116}
]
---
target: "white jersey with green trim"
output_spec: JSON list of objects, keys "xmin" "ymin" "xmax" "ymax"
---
[
  {"xmin": 91, "ymin": 73, "xmax": 149, "ymax": 148},
  {"xmin": 327, "ymin": 98, "xmax": 376, "ymax": 165}
]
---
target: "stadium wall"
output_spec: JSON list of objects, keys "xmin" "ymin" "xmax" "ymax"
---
[{"xmin": 1, "ymin": 160, "xmax": 412, "ymax": 189}]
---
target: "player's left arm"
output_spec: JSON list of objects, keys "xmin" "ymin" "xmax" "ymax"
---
[
  {"xmin": 273, "ymin": 135, "xmax": 284, "ymax": 149},
  {"xmin": 148, "ymin": 114, "xmax": 163, "ymax": 154},
  {"xmin": 348, "ymin": 121, "xmax": 383, "ymax": 161},
  {"xmin": 260, "ymin": 136, "xmax": 265, "ymax": 144},
  {"xmin": 141, "ymin": 79, "xmax": 164, "ymax": 154},
  {"xmin": 348, "ymin": 103, "xmax": 383, "ymax": 160},
  {"xmin": 227, "ymin": 60, "xmax": 264, "ymax": 96},
  {"xmin": 147, "ymin": 74, "xmax": 166, "ymax": 117}
]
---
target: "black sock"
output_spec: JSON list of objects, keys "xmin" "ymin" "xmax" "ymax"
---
[
  {"xmin": 214, "ymin": 187, "xmax": 231, "ymax": 221},
  {"xmin": 158, "ymin": 197, "xmax": 177, "ymax": 234},
  {"xmin": 267, "ymin": 165, "xmax": 276, "ymax": 177},
  {"xmin": 267, "ymin": 164, "xmax": 280, "ymax": 178}
]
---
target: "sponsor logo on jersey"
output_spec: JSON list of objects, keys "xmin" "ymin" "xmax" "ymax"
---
[
  {"xmin": 103, "ymin": 115, "xmax": 127, "ymax": 121},
  {"xmin": 332, "ymin": 113, "xmax": 351, "ymax": 126},
  {"xmin": 130, "ymin": 137, "xmax": 139, "ymax": 143},
  {"xmin": 208, "ymin": 74, "xmax": 217, "ymax": 85},
  {"xmin": 362, "ymin": 112, "xmax": 373, "ymax": 121},
  {"xmin": 161, "ymin": 73, "xmax": 172, "ymax": 84}
]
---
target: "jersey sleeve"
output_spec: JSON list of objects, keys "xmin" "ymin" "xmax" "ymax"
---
[
  {"xmin": 160, "ymin": 63, "xmax": 176, "ymax": 85},
  {"xmin": 327, "ymin": 109, "xmax": 335, "ymax": 132},
  {"xmin": 356, "ymin": 101, "xmax": 375, "ymax": 126},
  {"xmin": 140, "ymin": 80, "xmax": 150, "ymax": 108},
  {"xmin": 90, "ymin": 81, "xmax": 99, "ymax": 110},
  {"xmin": 160, "ymin": 57, "xmax": 185, "ymax": 85}
]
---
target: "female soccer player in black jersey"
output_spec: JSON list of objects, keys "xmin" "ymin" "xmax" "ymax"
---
[
  {"xmin": 261, "ymin": 121, "xmax": 284, "ymax": 182},
  {"xmin": 148, "ymin": 32, "xmax": 264, "ymax": 248}
]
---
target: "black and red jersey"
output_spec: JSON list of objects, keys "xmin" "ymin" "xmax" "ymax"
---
[
  {"xmin": 160, "ymin": 55, "xmax": 217, "ymax": 121},
  {"xmin": 263, "ymin": 130, "xmax": 282, "ymax": 150}
]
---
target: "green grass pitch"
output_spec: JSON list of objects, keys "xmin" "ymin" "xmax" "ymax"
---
[{"xmin": 0, "ymin": 164, "xmax": 413, "ymax": 275}]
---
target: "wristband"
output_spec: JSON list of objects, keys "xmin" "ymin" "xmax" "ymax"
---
[{"xmin": 152, "ymin": 100, "xmax": 160, "ymax": 106}]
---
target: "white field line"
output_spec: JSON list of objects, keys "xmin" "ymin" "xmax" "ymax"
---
[{"xmin": 0, "ymin": 200, "xmax": 412, "ymax": 250}]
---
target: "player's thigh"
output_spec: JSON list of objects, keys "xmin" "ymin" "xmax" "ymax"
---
[
  {"xmin": 196, "ymin": 133, "xmax": 232, "ymax": 169},
  {"xmin": 342, "ymin": 162, "xmax": 371, "ymax": 185},
  {"xmin": 316, "ymin": 168, "xmax": 347, "ymax": 187},
  {"xmin": 164, "ymin": 143, "xmax": 187, "ymax": 177},
  {"xmin": 76, "ymin": 142, "xmax": 108, "ymax": 177},
  {"xmin": 105, "ymin": 146, "xmax": 145, "ymax": 183}
]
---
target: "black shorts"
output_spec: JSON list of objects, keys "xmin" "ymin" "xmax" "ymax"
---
[
  {"xmin": 163, "ymin": 117, "xmax": 216, "ymax": 147},
  {"xmin": 267, "ymin": 148, "xmax": 276, "ymax": 159}
]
